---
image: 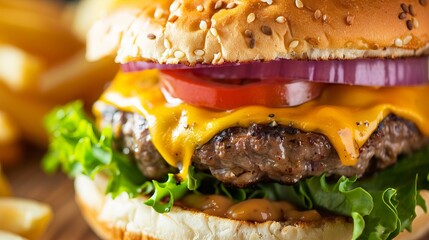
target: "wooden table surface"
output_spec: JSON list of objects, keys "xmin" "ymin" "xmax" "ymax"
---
[{"xmin": 4, "ymin": 149, "xmax": 99, "ymax": 240}]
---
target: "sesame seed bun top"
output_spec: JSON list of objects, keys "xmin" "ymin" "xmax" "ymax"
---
[{"xmin": 87, "ymin": 0, "xmax": 429, "ymax": 65}]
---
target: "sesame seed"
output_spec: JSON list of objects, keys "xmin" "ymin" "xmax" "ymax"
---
[
  {"xmin": 406, "ymin": 20, "xmax": 413, "ymax": 30},
  {"xmin": 346, "ymin": 15, "xmax": 354, "ymax": 25},
  {"xmin": 372, "ymin": 44, "xmax": 380, "ymax": 50},
  {"xmin": 210, "ymin": 28, "xmax": 218, "ymax": 36},
  {"xmin": 249, "ymin": 38, "xmax": 256, "ymax": 48},
  {"xmin": 168, "ymin": 15, "xmax": 179, "ymax": 23},
  {"xmin": 170, "ymin": 1, "xmax": 181, "ymax": 12},
  {"xmin": 261, "ymin": 0, "xmax": 273, "ymax": 5},
  {"xmin": 211, "ymin": 19, "xmax": 217, "ymax": 27},
  {"xmin": 174, "ymin": 51, "xmax": 185, "ymax": 59},
  {"xmin": 322, "ymin": 14, "xmax": 328, "ymax": 22},
  {"xmin": 199, "ymin": 20, "xmax": 208, "ymax": 30},
  {"xmin": 244, "ymin": 29, "xmax": 253, "ymax": 38},
  {"xmin": 213, "ymin": 52, "xmax": 224, "ymax": 64},
  {"xmin": 394, "ymin": 38, "xmax": 403, "ymax": 47},
  {"xmin": 161, "ymin": 49, "xmax": 172, "ymax": 58},
  {"xmin": 413, "ymin": 18, "xmax": 419, "ymax": 28},
  {"xmin": 164, "ymin": 39, "xmax": 172, "ymax": 49},
  {"xmin": 398, "ymin": 12, "xmax": 407, "ymax": 19},
  {"xmin": 403, "ymin": 35, "xmax": 413, "ymax": 45},
  {"xmin": 314, "ymin": 9, "xmax": 322, "ymax": 20},
  {"xmin": 261, "ymin": 25, "xmax": 273, "ymax": 35},
  {"xmin": 196, "ymin": 5, "xmax": 204, "ymax": 12},
  {"xmin": 295, "ymin": 0, "xmax": 304, "ymax": 9},
  {"xmin": 401, "ymin": 3, "xmax": 409, "ymax": 13},
  {"xmin": 154, "ymin": 8, "xmax": 164, "ymax": 19},
  {"xmin": 270, "ymin": 121, "xmax": 278, "ymax": 127},
  {"xmin": 244, "ymin": 30, "xmax": 255, "ymax": 48},
  {"xmin": 226, "ymin": 2, "xmax": 237, "ymax": 9},
  {"xmin": 289, "ymin": 40, "xmax": 299, "ymax": 49},
  {"xmin": 409, "ymin": 5, "xmax": 416, "ymax": 16},
  {"xmin": 420, "ymin": 0, "xmax": 427, "ymax": 6},
  {"xmin": 214, "ymin": 0, "xmax": 223, "ymax": 10},
  {"xmin": 214, "ymin": 52, "xmax": 222, "ymax": 61},
  {"xmin": 147, "ymin": 33, "xmax": 156, "ymax": 40},
  {"xmin": 275, "ymin": 16, "xmax": 286, "ymax": 23},
  {"xmin": 247, "ymin": 13, "xmax": 256, "ymax": 23},
  {"xmin": 194, "ymin": 49, "xmax": 205, "ymax": 56}
]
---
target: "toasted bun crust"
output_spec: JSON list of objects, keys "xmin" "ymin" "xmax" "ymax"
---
[
  {"xmin": 75, "ymin": 175, "xmax": 355, "ymax": 240},
  {"xmin": 87, "ymin": 0, "xmax": 429, "ymax": 64},
  {"xmin": 74, "ymin": 175, "xmax": 429, "ymax": 240}
]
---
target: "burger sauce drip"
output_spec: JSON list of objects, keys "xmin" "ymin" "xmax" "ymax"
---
[
  {"xmin": 96, "ymin": 71, "xmax": 429, "ymax": 180},
  {"xmin": 181, "ymin": 194, "xmax": 322, "ymax": 222}
]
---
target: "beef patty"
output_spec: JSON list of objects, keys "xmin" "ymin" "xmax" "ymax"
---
[{"xmin": 98, "ymin": 103, "xmax": 428, "ymax": 187}]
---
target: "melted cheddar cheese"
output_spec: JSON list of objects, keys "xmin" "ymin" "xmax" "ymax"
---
[{"xmin": 95, "ymin": 70, "xmax": 429, "ymax": 179}]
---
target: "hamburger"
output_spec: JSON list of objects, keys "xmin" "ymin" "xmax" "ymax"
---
[{"xmin": 44, "ymin": 0, "xmax": 429, "ymax": 239}]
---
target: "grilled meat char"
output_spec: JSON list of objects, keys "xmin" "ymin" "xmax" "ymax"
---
[{"xmin": 100, "ymin": 104, "xmax": 427, "ymax": 187}]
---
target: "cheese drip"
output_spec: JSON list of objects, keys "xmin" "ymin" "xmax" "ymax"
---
[{"xmin": 95, "ymin": 70, "xmax": 429, "ymax": 179}]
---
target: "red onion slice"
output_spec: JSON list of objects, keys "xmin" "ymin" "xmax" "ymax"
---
[{"xmin": 122, "ymin": 57, "xmax": 429, "ymax": 86}]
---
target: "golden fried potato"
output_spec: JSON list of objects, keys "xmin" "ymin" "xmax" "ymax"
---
[
  {"xmin": 0, "ymin": 112, "xmax": 21, "ymax": 166},
  {"xmin": 0, "ymin": 44, "xmax": 44, "ymax": 92},
  {"xmin": 0, "ymin": 230, "xmax": 26, "ymax": 240},
  {"xmin": 0, "ymin": 7, "xmax": 83, "ymax": 66},
  {"xmin": 0, "ymin": 0, "xmax": 62, "ymax": 18},
  {"xmin": 0, "ymin": 0, "xmax": 118, "ymax": 149},
  {"xmin": 39, "ymin": 50, "xmax": 118, "ymax": 104},
  {"xmin": 0, "ymin": 198, "xmax": 52, "ymax": 240},
  {"xmin": 0, "ymin": 84, "xmax": 51, "ymax": 147}
]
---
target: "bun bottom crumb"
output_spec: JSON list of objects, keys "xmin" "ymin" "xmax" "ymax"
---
[{"xmin": 74, "ymin": 175, "xmax": 429, "ymax": 240}]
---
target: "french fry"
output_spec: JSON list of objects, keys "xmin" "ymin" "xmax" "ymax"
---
[
  {"xmin": 0, "ymin": 83, "xmax": 52, "ymax": 147},
  {"xmin": 0, "ymin": 112, "xmax": 21, "ymax": 166},
  {"xmin": 0, "ymin": 7, "xmax": 83, "ymax": 65},
  {"xmin": 0, "ymin": 45, "xmax": 44, "ymax": 92},
  {"xmin": 0, "ymin": 198, "xmax": 52, "ymax": 240},
  {"xmin": 38, "ymin": 50, "xmax": 118, "ymax": 104},
  {"xmin": 0, "ymin": 230, "xmax": 26, "ymax": 240},
  {"xmin": 0, "ymin": 112, "xmax": 20, "ymax": 146},
  {"xmin": 0, "ymin": 0, "xmax": 63, "ymax": 19}
]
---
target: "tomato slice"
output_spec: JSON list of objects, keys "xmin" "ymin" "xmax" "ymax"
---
[{"xmin": 159, "ymin": 70, "xmax": 325, "ymax": 110}]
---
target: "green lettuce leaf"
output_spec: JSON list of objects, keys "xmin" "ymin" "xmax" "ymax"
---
[
  {"xmin": 249, "ymin": 146, "xmax": 429, "ymax": 240},
  {"xmin": 144, "ymin": 174, "xmax": 188, "ymax": 212},
  {"xmin": 43, "ymin": 101, "xmax": 148, "ymax": 198},
  {"xmin": 43, "ymin": 102, "xmax": 429, "ymax": 240},
  {"xmin": 356, "ymin": 144, "xmax": 429, "ymax": 239}
]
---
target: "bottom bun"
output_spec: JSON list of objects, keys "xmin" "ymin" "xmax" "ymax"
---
[
  {"xmin": 396, "ymin": 190, "xmax": 429, "ymax": 240},
  {"xmin": 74, "ymin": 175, "xmax": 429, "ymax": 240}
]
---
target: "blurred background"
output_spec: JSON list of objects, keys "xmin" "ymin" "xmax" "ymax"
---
[{"xmin": 0, "ymin": 0, "xmax": 118, "ymax": 239}]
